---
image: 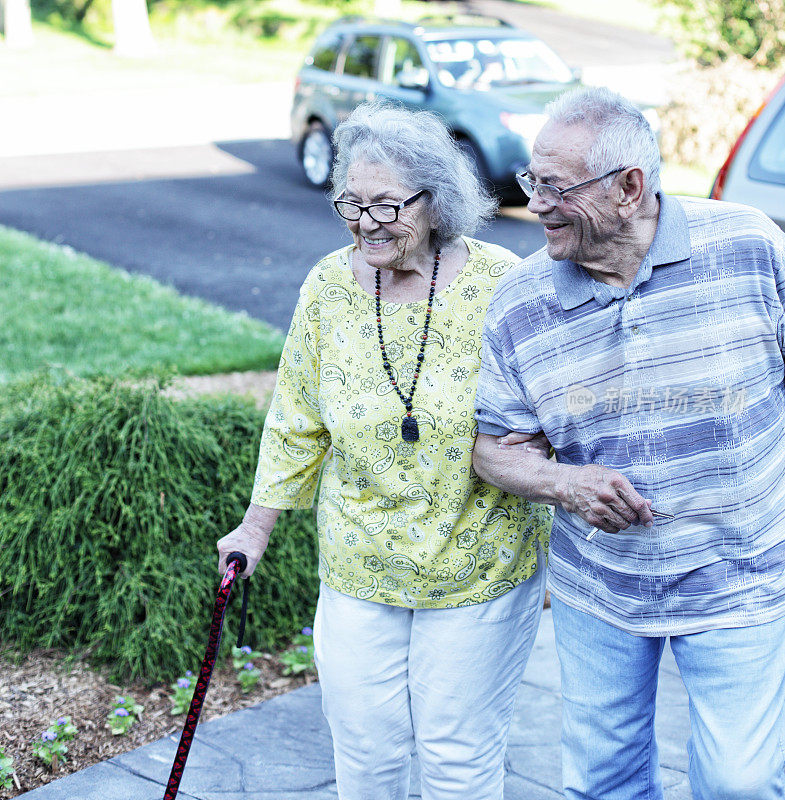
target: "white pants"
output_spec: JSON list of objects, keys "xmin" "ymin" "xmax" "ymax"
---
[{"xmin": 313, "ymin": 550, "xmax": 546, "ymax": 800}]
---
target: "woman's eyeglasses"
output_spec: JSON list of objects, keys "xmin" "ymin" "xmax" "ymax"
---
[{"xmin": 334, "ymin": 190, "xmax": 427, "ymax": 223}]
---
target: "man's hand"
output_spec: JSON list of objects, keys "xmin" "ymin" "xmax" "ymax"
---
[
  {"xmin": 217, "ymin": 504, "xmax": 281, "ymax": 578},
  {"xmin": 473, "ymin": 432, "xmax": 653, "ymax": 533},
  {"xmin": 557, "ymin": 464, "xmax": 653, "ymax": 534}
]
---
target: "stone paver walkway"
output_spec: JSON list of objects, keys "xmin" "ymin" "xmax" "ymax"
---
[{"xmin": 20, "ymin": 610, "xmax": 693, "ymax": 799}]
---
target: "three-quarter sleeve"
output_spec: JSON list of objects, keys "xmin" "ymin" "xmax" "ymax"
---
[{"xmin": 251, "ymin": 286, "xmax": 331, "ymax": 509}]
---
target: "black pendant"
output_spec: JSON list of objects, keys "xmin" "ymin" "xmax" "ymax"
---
[{"xmin": 401, "ymin": 416, "xmax": 419, "ymax": 442}]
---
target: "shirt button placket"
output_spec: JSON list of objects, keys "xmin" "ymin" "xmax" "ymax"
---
[{"xmin": 622, "ymin": 293, "xmax": 648, "ymax": 407}]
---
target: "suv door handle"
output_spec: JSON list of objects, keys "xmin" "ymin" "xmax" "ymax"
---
[{"xmin": 326, "ymin": 85, "xmax": 340, "ymax": 96}]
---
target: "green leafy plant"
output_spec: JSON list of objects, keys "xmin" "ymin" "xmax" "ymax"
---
[
  {"xmin": 232, "ymin": 645, "xmax": 263, "ymax": 693},
  {"xmin": 31, "ymin": 716, "xmax": 79, "ymax": 769},
  {"xmin": 53, "ymin": 716, "xmax": 78, "ymax": 742},
  {"xmin": 170, "ymin": 671, "xmax": 197, "ymax": 715},
  {"xmin": 0, "ymin": 376, "xmax": 319, "ymax": 683},
  {"xmin": 106, "ymin": 696, "xmax": 144, "ymax": 735},
  {"xmin": 656, "ymin": 0, "xmax": 785, "ymax": 67},
  {"xmin": 32, "ymin": 730, "xmax": 69, "ymax": 770},
  {"xmin": 0, "ymin": 747, "xmax": 15, "ymax": 790},
  {"xmin": 279, "ymin": 627, "xmax": 316, "ymax": 676}
]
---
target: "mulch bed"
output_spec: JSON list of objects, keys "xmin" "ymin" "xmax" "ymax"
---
[{"xmin": 0, "ymin": 646, "xmax": 313, "ymax": 797}]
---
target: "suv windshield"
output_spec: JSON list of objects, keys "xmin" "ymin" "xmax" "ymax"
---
[{"xmin": 426, "ymin": 37, "xmax": 573, "ymax": 90}]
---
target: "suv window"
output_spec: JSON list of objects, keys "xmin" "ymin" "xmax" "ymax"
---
[
  {"xmin": 383, "ymin": 37, "xmax": 424, "ymax": 86},
  {"xmin": 426, "ymin": 37, "xmax": 573, "ymax": 89},
  {"xmin": 750, "ymin": 104, "xmax": 785, "ymax": 186},
  {"xmin": 342, "ymin": 35, "xmax": 382, "ymax": 78},
  {"xmin": 311, "ymin": 32, "xmax": 343, "ymax": 72}
]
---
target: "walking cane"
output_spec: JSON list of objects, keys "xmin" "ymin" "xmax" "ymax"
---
[{"xmin": 163, "ymin": 551, "xmax": 249, "ymax": 800}]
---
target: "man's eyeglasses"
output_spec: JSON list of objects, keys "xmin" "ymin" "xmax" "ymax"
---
[
  {"xmin": 334, "ymin": 190, "xmax": 427, "ymax": 223},
  {"xmin": 515, "ymin": 167, "xmax": 626, "ymax": 206}
]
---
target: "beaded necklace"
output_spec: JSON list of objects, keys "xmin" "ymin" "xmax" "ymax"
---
[{"xmin": 375, "ymin": 248, "xmax": 440, "ymax": 442}]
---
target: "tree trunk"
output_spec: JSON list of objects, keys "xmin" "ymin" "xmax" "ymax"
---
[
  {"xmin": 112, "ymin": 0, "xmax": 154, "ymax": 57},
  {"xmin": 0, "ymin": 0, "xmax": 34, "ymax": 48}
]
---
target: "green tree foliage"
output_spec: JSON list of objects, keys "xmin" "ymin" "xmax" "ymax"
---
[
  {"xmin": 31, "ymin": 0, "xmax": 101, "ymax": 25},
  {"xmin": 657, "ymin": 0, "xmax": 785, "ymax": 67},
  {"xmin": 0, "ymin": 377, "xmax": 319, "ymax": 683}
]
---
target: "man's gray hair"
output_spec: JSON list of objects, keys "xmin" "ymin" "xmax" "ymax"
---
[
  {"xmin": 546, "ymin": 87, "xmax": 661, "ymax": 195},
  {"xmin": 331, "ymin": 102, "xmax": 497, "ymax": 248}
]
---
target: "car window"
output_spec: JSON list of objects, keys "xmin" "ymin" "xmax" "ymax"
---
[
  {"xmin": 381, "ymin": 37, "xmax": 425, "ymax": 86},
  {"xmin": 310, "ymin": 32, "xmax": 343, "ymax": 73},
  {"xmin": 342, "ymin": 35, "xmax": 382, "ymax": 79},
  {"xmin": 426, "ymin": 37, "xmax": 573, "ymax": 89},
  {"xmin": 750, "ymin": 102, "xmax": 785, "ymax": 186}
]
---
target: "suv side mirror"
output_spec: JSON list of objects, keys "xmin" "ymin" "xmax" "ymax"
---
[{"xmin": 397, "ymin": 66, "xmax": 430, "ymax": 91}]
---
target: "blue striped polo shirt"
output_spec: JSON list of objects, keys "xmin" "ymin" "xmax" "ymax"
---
[{"xmin": 475, "ymin": 194, "xmax": 785, "ymax": 635}]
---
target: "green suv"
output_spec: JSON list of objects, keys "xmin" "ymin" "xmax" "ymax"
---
[{"xmin": 291, "ymin": 15, "xmax": 583, "ymax": 197}]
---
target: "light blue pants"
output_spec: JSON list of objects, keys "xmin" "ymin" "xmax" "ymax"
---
[
  {"xmin": 552, "ymin": 596, "xmax": 785, "ymax": 800},
  {"xmin": 313, "ymin": 550, "xmax": 546, "ymax": 800}
]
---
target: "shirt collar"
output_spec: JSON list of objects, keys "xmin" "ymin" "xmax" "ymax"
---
[{"xmin": 551, "ymin": 193, "xmax": 691, "ymax": 311}]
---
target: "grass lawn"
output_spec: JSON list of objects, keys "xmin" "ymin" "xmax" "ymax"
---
[{"xmin": 0, "ymin": 225, "xmax": 284, "ymax": 383}]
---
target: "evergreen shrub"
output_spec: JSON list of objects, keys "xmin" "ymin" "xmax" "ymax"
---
[{"xmin": 0, "ymin": 376, "xmax": 318, "ymax": 683}]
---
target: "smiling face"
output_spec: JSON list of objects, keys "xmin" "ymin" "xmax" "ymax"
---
[
  {"xmin": 343, "ymin": 159, "xmax": 433, "ymax": 273},
  {"xmin": 527, "ymin": 121, "xmax": 623, "ymax": 266}
]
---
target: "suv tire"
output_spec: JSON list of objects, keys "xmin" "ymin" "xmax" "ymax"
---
[
  {"xmin": 300, "ymin": 121, "xmax": 334, "ymax": 189},
  {"xmin": 457, "ymin": 137, "xmax": 498, "ymax": 196},
  {"xmin": 457, "ymin": 138, "xmax": 488, "ymax": 180}
]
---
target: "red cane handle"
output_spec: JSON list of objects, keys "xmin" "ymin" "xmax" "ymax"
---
[{"xmin": 163, "ymin": 558, "xmax": 242, "ymax": 799}]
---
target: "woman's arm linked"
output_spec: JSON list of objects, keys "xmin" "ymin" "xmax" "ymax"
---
[{"xmin": 473, "ymin": 432, "xmax": 652, "ymax": 533}]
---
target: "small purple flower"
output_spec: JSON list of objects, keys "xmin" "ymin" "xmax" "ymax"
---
[
  {"xmin": 301, "ymin": 627, "xmax": 313, "ymax": 636},
  {"xmin": 177, "ymin": 678, "xmax": 191, "ymax": 688},
  {"xmin": 243, "ymin": 662, "xmax": 255, "ymax": 671},
  {"xmin": 114, "ymin": 708, "xmax": 130, "ymax": 717},
  {"xmin": 116, "ymin": 697, "xmax": 126, "ymax": 704},
  {"xmin": 57, "ymin": 717, "xmax": 68, "ymax": 725},
  {"xmin": 240, "ymin": 645, "xmax": 252, "ymax": 655},
  {"xmin": 41, "ymin": 731, "xmax": 57, "ymax": 741},
  {"xmin": 185, "ymin": 670, "xmax": 193, "ymax": 677},
  {"xmin": 297, "ymin": 646, "xmax": 308, "ymax": 653}
]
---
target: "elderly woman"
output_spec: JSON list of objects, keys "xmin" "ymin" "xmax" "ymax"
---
[{"xmin": 217, "ymin": 102, "xmax": 550, "ymax": 799}]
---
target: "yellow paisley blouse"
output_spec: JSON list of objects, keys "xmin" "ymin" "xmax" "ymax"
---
[{"xmin": 252, "ymin": 237, "xmax": 551, "ymax": 609}]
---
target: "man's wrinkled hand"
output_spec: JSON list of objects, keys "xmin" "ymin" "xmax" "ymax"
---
[{"xmin": 560, "ymin": 464, "xmax": 653, "ymax": 534}]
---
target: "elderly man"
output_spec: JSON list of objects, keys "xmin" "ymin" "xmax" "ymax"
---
[{"xmin": 473, "ymin": 86, "xmax": 785, "ymax": 800}]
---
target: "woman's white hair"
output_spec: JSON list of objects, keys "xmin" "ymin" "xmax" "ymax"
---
[
  {"xmin": 546, "ymin": 87, "xmax": 661, "ymax": 195},
  {"xmin": 330, "ymin": 102, "xmax": 497, "ymax": 248}
]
